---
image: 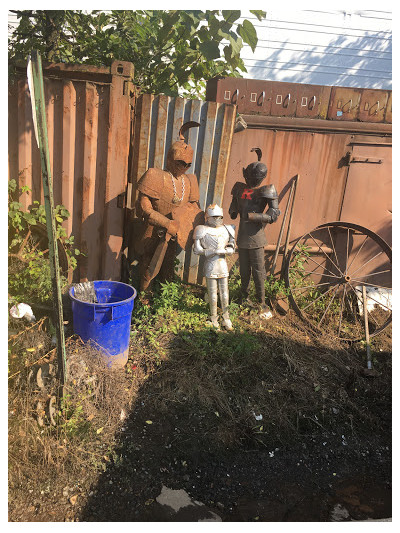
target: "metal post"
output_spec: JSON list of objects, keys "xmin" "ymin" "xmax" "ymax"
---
[
  {"xmin": 270, "ymin": 176, "xmax": 296, "ymax": 276},
  {"xmin": 282, "ymin": 174, "xmax": 299, "ymax": 271},
  {"xmin": 362, "ymin": 285, "xmax": 372, "ymax": 370},
  {"xmin": 27, "ymin": 51, "xmax": 67, "ymax": 387}
]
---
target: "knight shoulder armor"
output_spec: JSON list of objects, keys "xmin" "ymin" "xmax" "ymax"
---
[{"xmin": 193, "ymin": 224, "xmax": 208, "ymax": 240}]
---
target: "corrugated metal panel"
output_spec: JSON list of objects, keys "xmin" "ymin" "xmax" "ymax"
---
[
  {"xmin": 129, "ymin": 94, "xmax": 236, "ymax": 284},
  {"xmin": 8, "ymin": 62, "xmax": 134, "ymax": 282}
]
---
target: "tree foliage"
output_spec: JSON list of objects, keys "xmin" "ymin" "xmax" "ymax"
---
[{"xmin": 8, "ymin": 10, "xmax": 266, "ymax": 98}]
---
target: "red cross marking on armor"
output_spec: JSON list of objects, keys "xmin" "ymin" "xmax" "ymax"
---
[{"xmin": 241, "ymin": 188, "xmax": 254, "ymax": 199}]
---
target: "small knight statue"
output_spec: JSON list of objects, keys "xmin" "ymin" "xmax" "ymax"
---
[{"xmin": 193, "ymin": 204, "xmax": 235, "ymax": 330}]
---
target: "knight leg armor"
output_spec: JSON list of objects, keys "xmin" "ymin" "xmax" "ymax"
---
[
  {"xmin": 218, "ymin": 277, "xmax": 233, "ymax": 331},
  {"xmin": 206, "ymin": 277, "xmax": 220, "ymax": 329},
  {"xmin": 238, "ymin": 248, "xmax": 252, "ymax": 303},
  {"xmin": 250, "ymin": 247, "xmax": 267, "ymax": 307}
]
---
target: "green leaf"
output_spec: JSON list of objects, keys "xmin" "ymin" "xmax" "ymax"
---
[
  {"xmin": 222, "ymin": 10, "xmax": 241, "ymax": 24},
  {"xmin": 237, "ymin": 19, "xmax": 258, "ymax": 52},
  {"xmin": 228, "ymin": 33, "xmax": 242, "ymax": 56},
  {"xmin": 199, "ymin": 40, "xmax": 220, "ymax": 60},
  {"xmin": 249, "ymin": 10, "xmax": 266, "ymax": 21}
]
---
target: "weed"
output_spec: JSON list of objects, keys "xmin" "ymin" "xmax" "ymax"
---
[{"xmin": 8, "ymin": 179, "xmax": 81, "ymax": 304}]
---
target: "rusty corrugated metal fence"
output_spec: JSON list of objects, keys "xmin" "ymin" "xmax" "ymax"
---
[
  {"xmin": 8, "ymin": 61, "xmax": 135, "ymax": 282},
  {"xmin": 129, "ymin": 93, "xmax": 236, "ymax": 284}
]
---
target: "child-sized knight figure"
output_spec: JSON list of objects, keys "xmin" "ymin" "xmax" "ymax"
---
[
  {"xmin": 193, "ymin": 204, "xmax": 235, "ymax": 331},
  {"xmin": 229, "ymin": 147, "xmax": 280, "ymax": 317}
]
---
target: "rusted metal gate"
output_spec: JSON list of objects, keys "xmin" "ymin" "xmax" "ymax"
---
[
  {"xmin": 223, "ymin": 122, "xmax": 391, "ymax": 230},
  {"xmin": 8, "ymin": 60, "xmax": 135, "ymax": 282},
  {"xmin": 128, "ymin": 93, "xmax": 236, "ymax": 284},
  {"xmin": 221, "ymin": 124, "xmax": 392, "ymax": 275}
]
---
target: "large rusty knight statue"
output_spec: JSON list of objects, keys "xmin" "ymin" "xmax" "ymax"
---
[{"xmin": 135, "ymin": 122, "xmax": 204, "ymax": 291}]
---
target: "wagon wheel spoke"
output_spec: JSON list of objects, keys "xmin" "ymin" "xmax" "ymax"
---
[
  {"xmin": 327, "ymin": 226, "xmax": 340, "ymax": 268},
  {"xmin": 305, "ymin": 231, "xmax": 344, "ymax": 277},
  {"xmin": 299, "ymin": 253, "xmax": 342, "ymax": 280},
  {"xmin": 345, "ymin": 228, "xmax": 350, "ymax": 275},
  {"xmin": 351, "ymin": 279, "xmax": 392, "ymax": 292},
  {"xmin": 318, "ymin": 285, "xmax": 340, "ymax": 326},
  {"xmin": 302, "ymin": 269, "xmax": 342, "ymax": 280},
  {"xmin": 301, "ymin": 284, "xmax": 336, "ymax": 312},
  {"xmin": 337, "ymin": 286, "xmax": 347, "ymax": 337},
  {"xmin": 290, "ymin": 280, "xmax": 338, "ymax": 292},
  {"xmin": 348, "ymin": 250, "xmax": 384, "ymax": 279},
  {"xmin": 346, "ymin": 234, "xmax": 369, "ymax": 274}
]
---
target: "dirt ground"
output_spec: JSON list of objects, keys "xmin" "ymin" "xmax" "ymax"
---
[{"xmin": 8, "ymin": 292, "xmax": 392, "ymax": 522}]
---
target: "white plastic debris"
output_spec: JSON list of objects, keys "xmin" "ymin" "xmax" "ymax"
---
[
  {"xmin": 252, "ymin": 412, "xmax": 263, "ymax": 421},
  {"xmin": 259, "ymin": 309, "xmax": 273, "ymax": 320},
  {"xmin": 73, "ymin": 281, "xmax": 97, "ymax": 303},
  {"xmin": 354, "ymin": 286, "xmax": 392, "ymax": 315},
  {"xmin": 10, "ymin": 303, "xmax": 36, "ymax": 323}
]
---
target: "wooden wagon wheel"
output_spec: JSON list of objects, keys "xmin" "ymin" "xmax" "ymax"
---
[{"xmin": 284, "ymin": 222, "xmax": 392, "ymax": 342}]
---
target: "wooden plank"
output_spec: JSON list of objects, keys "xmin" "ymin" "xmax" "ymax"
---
[
  {"xmin": 153, "ymin": 94, "xmax": 169, "ymax": 169},
  {"xmin": 80, "ymin": 82, "xmax": 98, "ymax": 281},
  {"xmin": 8, "ymin": 83, "xmax": 19, "ymax": 184},
  {"xmin": 93, "ymin": 84, "xmax": 110, "ymax": 280},
  {"xmin": 50, "ymin": 79, "xmax": 64, "ymax": 207},
  {"xmin": 198, "ymin": 101, "xmax": 218, "ymax": 210},
  {"xmin": 195, "ymin": 102, "xmax": 217, "ymax": 284},
  {"xmin": 131, "ymin": 93, "xmax": 153, "ymax": 206},
  {"xmin": 172, "ymin": 97, "xmax": 186, "ymax": 279},
  {"xmin": 18, "ymin": 79, "xmax": 33, "ymax": 210},
  {"xmin": 211, "ymin": 104, "xmax": 236, "ymax": 206},
  {"xmin": 186, "ymin": 99, "xmax": 203, "ymax": 284},
  {"xmin": 61, "ymin": 80, "xmax": 77, "ymax": 239},
  {"xmin": 71, "ymin": 82, "xmax": 85, "ymax": 280},
  {"xmin": 103, "ymin": 74, "xmax": 131, "ymax": 280}
]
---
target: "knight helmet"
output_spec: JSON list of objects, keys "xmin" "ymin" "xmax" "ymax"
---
[
  {"xmin": 166, "ymin": 121, "xmax": 200, "ymax": 176},
  {"xmin": 205, "ymin": 204, "xmax": 224, "ymax": 227},
  {"xmin": 243, "ymin": 147, "xmax": 268, "ymax": 188}
]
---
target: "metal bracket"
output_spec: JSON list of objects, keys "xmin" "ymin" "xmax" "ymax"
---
[{"xmin": 350, "ymin": 157, "xmax": 383, "ymax": 164}]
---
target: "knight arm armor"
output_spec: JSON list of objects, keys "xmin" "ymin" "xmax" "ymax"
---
[
  {"xmin": 248, "ymin": 185, "xmax": 281, "ymax": 224},
  {"xmin": 138, "ymin": 193, "xmax": 179, "ymax": 236},
  {"xmin": 228, "ymin": 196, "xmax": 239, "ymax": 220},
  {"xmin": 224, "ymin": 225, "xmax": 236, "ymax": 254}
]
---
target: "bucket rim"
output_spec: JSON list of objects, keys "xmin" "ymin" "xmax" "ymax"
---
[{"xmin": 69, "ymin": 280, "xmax": 137, "ymax": 307}]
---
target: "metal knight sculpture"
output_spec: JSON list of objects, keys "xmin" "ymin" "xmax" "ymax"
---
[
  {"xmin": 193, "ymin": 204, "xmax": 235, "ymax": 330},
  {"xmin": 135, "ymin": 121, "xmax": 204, "ymax": 291},
  {"xmin": 229, "ymin": 147, "xmax": 280, "ymax": 317}
]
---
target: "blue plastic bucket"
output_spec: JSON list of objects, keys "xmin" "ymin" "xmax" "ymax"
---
[{"xmin": 69, "ymin": 281, "xmax": 137, "ymax": 368}]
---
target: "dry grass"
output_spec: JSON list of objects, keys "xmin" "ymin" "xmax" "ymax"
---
[{"xmin": 8, "ymin": 282, "xmax": 392, "ymax": 519}]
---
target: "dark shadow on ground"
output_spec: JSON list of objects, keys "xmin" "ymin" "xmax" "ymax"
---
[{"xmin": 78, "ymin": 323, "xmax": 392, "ymax": 522}]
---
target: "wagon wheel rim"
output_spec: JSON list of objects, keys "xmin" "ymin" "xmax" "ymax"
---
[{"xmin": 284, "ymin": 222, "xmax": 392, "ymax": 342}]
